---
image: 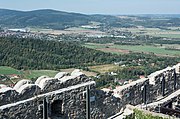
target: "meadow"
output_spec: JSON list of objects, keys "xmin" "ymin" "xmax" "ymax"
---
[
  {"xmin": 0, "ymin": 66, "xmax": 22, "ymax": 75},
  {"xmin": 115, "ymin": 27, "xmax": 180, "ymax": 38},
  {"xmin": 84, "ymin": 43, "xmax": 180, "ymax": 56},
  {"xmin": 23, "ymin": 70, "xmax": 59, "ymax": 79},
  {"xmin": 0, "ymin": 66, "xmax": 98, "ymax": 85}
]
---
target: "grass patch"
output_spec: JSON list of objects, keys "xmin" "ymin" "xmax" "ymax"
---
[
  {"xmin": 0, "ymin": 66, "xmax": 97, "ymax": 85},
  {"xmin": 112, "ymin": 45, "xmax": 180, "ymax": 56},
  {"xmin": 23, "ymin": 70, "xmax": 59, "ymax": 79},
  {"xmin": 83, "ymin": 43, "xmax": 180, "ymax": 56},
  {"xmin": 116, "ymin": 27, "xmax": 180, "ymax": 38},
  {"xmin": 0, "ymin": 66, "xmax": 22, "ymax": 75},
  {"xmin": 151, "ymin": 34, "xmax": 180, "ymax": 38},
  {"xmin": 0, "ymin": 66, "xmax": 97, "ymax": 80},
  {"xmin": 126, "ymin": 109, "xmax": 170, "ymax": 119},
  {"xmin": 88, "ymin": 64, "xmax": 119, "ymax": 73}
]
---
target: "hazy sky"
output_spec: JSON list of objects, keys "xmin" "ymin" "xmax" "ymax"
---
[{"xmin": 0, "ymin": 0, "xmax": 180, "ymax": 14}]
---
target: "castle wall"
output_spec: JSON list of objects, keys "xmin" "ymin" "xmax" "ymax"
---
[
  {"xmin": 0, "ymin": 74, "xmax": 91, "ymax": 106},
  {"xmin": 0, "ymin": 81, "xmax": 95, "ymax": 119},
  {"xmin": 113, "ymin": 63, "xmax": 180, "ymax": 106},
  {"xmin": 0, "ymin": 64, "xmax": 180, "ymax": 119}
]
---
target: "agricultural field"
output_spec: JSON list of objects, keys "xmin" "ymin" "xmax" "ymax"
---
[
  {"xmin": 114, "ymin": 27, "xmax": 180, "ymax": 38},
  {"xmin": 0, "ymin": 67, "xmax": 60, "ymax": 84},
  {"xmin": 151, "ymin": 34, "xmax": 180, "ymax": 38},
  {"xmin": 0, "ymin": 66, "xmax": 98, "ymax": 85},
  {"xmin": 0, "ymin": 66, "xmax": 22, "ymax": 75},
  {"xmin": 84, "ymin": 43, "xmax": 180, "ymax": 56},
  {"xmin": 23, "ymin": 70, "xmax": 59, "ymax": 79},
  {"xmin": 84, "ymin": 43, "xmax": 129, "ymax": 54},
  {"xmin": 88, "ymin": 64, "xmax": 119, "ymax": 74}
]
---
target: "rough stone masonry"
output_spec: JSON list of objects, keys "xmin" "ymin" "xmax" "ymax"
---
[{"xmin": 0, "ymin": 64, "xmax": 180, "ymax": 119}]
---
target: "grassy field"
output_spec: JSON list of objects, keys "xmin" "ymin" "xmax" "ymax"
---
[
  {"xmin": 151, "ymin": 34, "xmax": 180, "ymax": 38},
  {"xmin": 0, "ymin": 66, "xmax": 98, "ymax": 81},
  {"xmin": 0, "ymin": 66, "xmax": 59, "ymax": 80},
  {"xmin": 115, "ymin": 27, "xmax": 180, "ymax": 38},
  {"xmin": 113, "ymin": 44, "xmax": 180, "ymax": 56},
  {"xmin": 0, "ymin": 67, "xmax": 98, "ymax": 85},
  {"xmin": 88, "ymin": 64, "xmax": 119, "ymax": 73},
  {"xmin": 0, "ymin": 64, "xmax": 119, "ymax": 86},
  {"xmin": 0, "ymin": 66, "xmax": 22, "ymax": 75},
  {"xmin": 83, "ymin": 43, "xmax": 128, "ymax": 54},
  {"xmin": 83, "ymin": 43, "xmax": 180, "ymax": 56},
  {"xmin": 23, "ymin": 70, "xmax": 59, "ymax": 79}
]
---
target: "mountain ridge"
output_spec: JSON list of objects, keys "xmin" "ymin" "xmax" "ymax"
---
[
  {"xmin": 1, "ymin": 9, "xmax": 180, "ymax": 30},
  {"xmin": 0, "ymin": 9, "xmax": 92, "ymax": 29}
]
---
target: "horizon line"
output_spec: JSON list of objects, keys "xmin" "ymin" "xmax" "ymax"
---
[{"xmin": 1, "ymin": 8, "xmax": 180, "ymax": 15}]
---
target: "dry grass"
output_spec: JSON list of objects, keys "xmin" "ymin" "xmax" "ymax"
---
[{"xmin": 88, "ymin": 64, "xmax": 119, "ymax": 73}]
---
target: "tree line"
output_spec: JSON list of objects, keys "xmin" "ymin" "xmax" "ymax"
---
[{"xmin": 0, "ymin": 37, "xmax": 121, "ymax": 70}]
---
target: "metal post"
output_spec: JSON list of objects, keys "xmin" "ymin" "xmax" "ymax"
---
[
  {"xmin": 174, "ymin": 69, "xmax": 177, "ymax": 90},
  {"xmin": 43, "ymin": 97, "xmax": 48, "ymax": 119},
  {"xmin": 161, "ymin": 76, "xmax": 165, "ymax": 96},
  {"xmin": 86, "ymin": 85, "xmax": 90, "ymax": 119}
]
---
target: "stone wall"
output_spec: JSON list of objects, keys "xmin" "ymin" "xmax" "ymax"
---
[
  {"xmin": 90, "ymin": 90, "xmax": 122, "ymax": 119},
  {"xmin": 0, "ymin": 70, "xmax": 121, "ymax": 119},
  {"xmin": 0, "ymin": 81, "xmax": 95, "ymax": 119},
  {"xmin": 113, "ymin": 63, "xmax": 180, "ymax": 106},
  {"xmin": 148, "ymin": 67, "xmax": 180, "ymax": 103},
  {"xmin": 0, "ymin": 64, "xmax": 180, "ymax": 119},
  {"xmin": 0, "ymin": 72, "xmax": 91, "ymax": 106}
]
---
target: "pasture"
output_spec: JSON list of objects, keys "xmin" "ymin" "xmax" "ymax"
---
[
  {"xmin": 115, "ymin": 27, "xmax": 180, "ymax": 38},
  {"xmin": 0, "ymin": 66, "xmax": 22, "ymax": 75},
  {"xmin": 83, "ymin": 43, "xmax": 180, "ymax": 56},
  {"xmin": 23, "ymin": 70, "xmax": 59, "ymax": 79}
]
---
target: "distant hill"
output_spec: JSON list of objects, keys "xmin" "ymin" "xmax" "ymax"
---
[
  {"xmin": 0, "ymin": 9, "xmax": 91, "ymax": 29},
  {"xmin": 0, "ymin": 9, "xmax": 138, "ymax": 30},
  {"xmin": 0, "ymin": 9, "xmax": 180, "ymax": 30},
  {"xmin": 134, "ymin": 14, "xmax": 180, "ymax": 18}
]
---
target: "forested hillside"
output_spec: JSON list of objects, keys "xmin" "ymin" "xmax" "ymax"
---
[
  {"xmin": 0, "ymin": 9, "xmax": 90, "ymax": 29},
  {"xmin": 0, "ymin": 37, "xmax": 121, "ymax": 69},
  {"xmin": 1, "ymin": 9, "xmax": 180, "ymax": 30},
  {"xmin": 0, "ymin": 37, "xmax": 179, "ymax": 72}
]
